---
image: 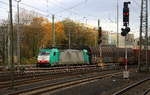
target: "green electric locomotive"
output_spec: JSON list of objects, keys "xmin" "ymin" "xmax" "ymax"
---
[{"xmin": 37, "ymin": 48, "xmax": 90, "ymax": 67}]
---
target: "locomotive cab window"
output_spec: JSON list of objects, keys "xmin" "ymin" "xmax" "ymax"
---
[
  {"xmin": 39, "ymin": 52, "xmax": 50, "ymax": 56},
  {"xmin": 54, "ymin": 52, "xmax": 56, "ymax": 56}
]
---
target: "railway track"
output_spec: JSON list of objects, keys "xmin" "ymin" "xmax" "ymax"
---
[
  {"xmin": 113, "ymin": 76, "xmax": 150, "ymax": 95},
  {"xmin": 0, "ymin": 70, "xmax": 103, "ymax": 90},
  {"xmin": 142, "ymin": 88, "xmax": 150, "ymax": 95},
  {"xmin": 0, "ymin": 64, "xmax": 121, "ymax": 90},
  {"xmin": 0, "ymin": 64, "xmax": 119, "ymax": 81},
  {"xmin": 8, "ymin": 71, "xmax": 124, "ymax": 95}
]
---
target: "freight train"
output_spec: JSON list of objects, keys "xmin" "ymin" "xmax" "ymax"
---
[
  {"xmin": 89, "ymin": 47, "xmax": 150, "ymax": 65},
  {"xmin": 37, "ymin": 47, "xmax": 150, "ymax": 67}
]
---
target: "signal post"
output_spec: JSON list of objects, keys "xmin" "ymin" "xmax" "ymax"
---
[
  {"xmin": 98, "ymin": 19, "xmax": 103, "ymax": 67},
  {"xmin": 121, "ymin": 1, "xmax": 131, "ymax": 79}
]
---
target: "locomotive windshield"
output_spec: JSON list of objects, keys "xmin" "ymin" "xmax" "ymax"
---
[{"xmin": 39, "ymin": 51, "xmax": 50, "ymax": 56}]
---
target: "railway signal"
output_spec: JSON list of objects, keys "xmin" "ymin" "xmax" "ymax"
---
[
  {"xmin": 122, "ymin": 1, "xmax": 131, "ymax": 79},
  {"xmin": 98, "ymin": 27, "xmax": 102, "ymax": 44},
  {"xmin": 121, "ymin": 27, "xmax": 130, "ymax": 36},
  {"xmin": 121, "ymin": 1, "xmax": 131, "ymax": 37},
  {"xmin": 123, "ymin": 1, "xmax": 131, "ymax": 26}
]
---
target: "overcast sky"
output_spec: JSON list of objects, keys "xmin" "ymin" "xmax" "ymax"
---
[{"xmin": 0, "ymin": 0, "xmax": 147, "ymax": 38}]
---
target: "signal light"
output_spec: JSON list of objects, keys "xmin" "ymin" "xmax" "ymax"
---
[
  {"xmin": 123, "ymin": 2, "xmax": 131, "ymax": 26},
  {"xmin": 98, "ymin": 27, "xmax": 102, "ymax": 38},
  {"xmin": 98, "ymin": 27, "xmax": 102, "ymax": 44},
  {"xmin": 123, "ymin": 7, "xmax": 129, "ymax": 24},
  {"xmin": 98, "ymin": 40, "xmax": 102, "ymax": 45},
  {"xmin": 121, "ymin": 27, "xmax": 130, "ymax": 36}
]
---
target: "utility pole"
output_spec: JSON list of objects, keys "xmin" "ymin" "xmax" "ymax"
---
[
  {"xmin": 9, "ymin": 0, "xmax": 14, "ymax": 88},
  {"xmin": 4, "ymin": 24, "xmax": 8, "ymax": 66},
  {"xmin": 117, "ymin": 0, "xmax": 119, "ymax": 47},
  {"xmin": 52, "ymin": 14, "xmax": 55, "ymax": 47},
  {"xmin": 116, "ymin": 0, "xmax": 119, "ymax": 65},
  {"xmin": 15, "ymin": 0, "xmax": 21, "ymax": 71},
  {"xmin": 68, "ymin": 20, "xmax": 72, "ymax": 49},
  {"xmin": 68, "ymin": 28, "xmax": 71, "ymax": 49},
  {"xmin": 138, "ymin": 0, "xmax": 148, "ymax": 72},
  {"xmin": 7, "ymin": 12, "xmax": 11, "ymax": 68},
  {"xmin": 98, "ymin": 19, "xmax": 103, "ymax": 66}
]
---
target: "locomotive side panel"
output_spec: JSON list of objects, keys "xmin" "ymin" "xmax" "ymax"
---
[{"xmin": 37, "ymin": 48, "xmax": 90, "ymax": 67}]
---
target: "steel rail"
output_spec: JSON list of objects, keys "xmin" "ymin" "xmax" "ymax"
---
[
  {"xmin": 142, "ymin": 88, "xmax": 150, "ymax": 95},
  {"xmin": 112, "ymin": 77, "xmax": 150, "ymax": 95},
  {"xmin": 11, "ymin": 72, "xmax": 123, "ymax": 95},
  {"xmin": 0, "ymin": 65, "xmax": 121, "ymax": 90}
]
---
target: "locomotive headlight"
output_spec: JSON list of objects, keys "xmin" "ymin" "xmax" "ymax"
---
[{"xmin": 38, "ymin": 55, "xmax": 50, "ymax": 61}]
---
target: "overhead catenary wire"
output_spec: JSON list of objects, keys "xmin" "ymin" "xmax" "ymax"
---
[
  {"xmin": 0, "ymin": 7, "xmax": 8, "ymax": 11},
  {"xmin": 0, "ymin": 0, "xmax": 50, "ymax": 19},
  {"xmin": 54, "ymin": 0, "xmax": 88, "ymax": 14},
  {"xmin": 52, "ymin": 0, "xmax": 117, "ymax": 27},
  {"xmin": 17, "ymin": 0, "xmax": 92, "ymax": 23},
  {"xmin": 131, "ymin": 0, "xmax": 140, "ymax": 7},
  {"xmin": 0, "ymin": 0, "xmax": 141, "ymax": 31},
  {"xmin": 45, "ymin": 0, "xmax": 96, "ymax": 23},
  {"xmin": 52, "ymin": 0, "xmax": 98, "ymax": 19},
  {"xmin": 0, "ymin": 0, "xmax": 97, "ymax": 23},
  {"xmin": 47, "ymin": 0, "xmax": 98, "ymax": 25},
  {"xmin": 20, "ymin": 2, "xmax": 52, "ymax": 16}
]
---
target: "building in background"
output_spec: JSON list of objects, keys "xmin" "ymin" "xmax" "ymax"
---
[
  {"xmin": 134, "ymin": 37, "xmax": 150, "ymax": 49},
  {"xmin": 101, "ymin": 31, "xmax": 135, "ymax": 48},
  {"xmin": 101, "ymin": 31, "xmax": 109, "ymax": 46}
]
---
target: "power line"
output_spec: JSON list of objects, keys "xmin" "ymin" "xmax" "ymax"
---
[
  {"xmin": 54, "ymin": 0, "xmax": 87, "ymax": 14},
  {"xmin": 1, "ymin": 0, "xmax": 96, "ymax": 24},
  {"xmin": 0, "ymin": 1, "xmax": 9, "ymax": 6},
  {"xmin": 20, "ymin": 2, "xmax": 52, "ymax": 15},
  {"xmin": 44, "ymin": 0, "xmax": 88, "ymax": 22},
  {"xmin": 131, "ymin": 0, "xmax": 140, "ymax": 7},
  {"xmin": 0, "ymin": 1, "xmax": 51, "ymax": 18},
  {"xmin": 0, "ymin": 7, "xmax": 8, "ymax": 11},
  {"xmin": 48, "ymin": 0, "xmax": 98, "ymax": 20},
  {"xmin": 0, "ymin": 0, "xmax": 96, "ymax": 21}
]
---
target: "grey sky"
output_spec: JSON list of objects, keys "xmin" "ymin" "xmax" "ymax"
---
[{"xmin": 0, "ymin": 0, "xmax": 144, "ymax": 37}]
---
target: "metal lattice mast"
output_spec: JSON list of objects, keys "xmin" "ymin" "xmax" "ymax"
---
[{"xmin": 138, "ymin": 0, "xmax": 148, "ymax": 71}]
